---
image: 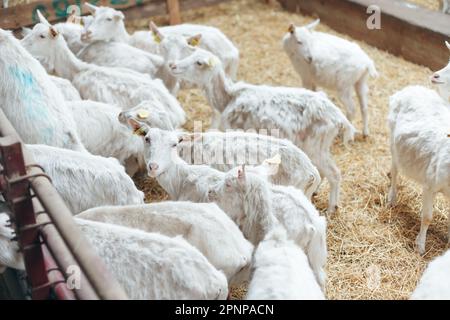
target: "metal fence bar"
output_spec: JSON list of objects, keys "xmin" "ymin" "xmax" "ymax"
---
[
  {"xmin": 0, "ymin": 136, "xmax": 51, "ymax": 299},
  {"xmin": 0, "ymin": 109, "xmax": 127, "ymax": 300}
]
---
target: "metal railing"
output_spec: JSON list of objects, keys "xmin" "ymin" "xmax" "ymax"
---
[{"xmin": 0, "ymin": 109, "xmax": 127, "ymax": 300}]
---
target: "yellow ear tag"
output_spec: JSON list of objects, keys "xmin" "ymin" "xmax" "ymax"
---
[
  {"xmin": 133, "ymin": 127, "xmax": 146, "ymax": 136},
  {"xmin": 207, "ymin": 57, "xmax": 218, "ymax": 68},
  {"xmin": 137, "ymin": 110, "xmax": 149, "ymax": 119},
  {"xmin": 152, "ymin": 32, "xmax": 161, "ymax": 44},
  {"xmin": 189, "ymin": 37, "xmax": 200, "ymax": 47}
]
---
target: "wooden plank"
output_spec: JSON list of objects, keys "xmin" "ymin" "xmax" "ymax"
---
[
  {"xmin": 166, "ymin": 0, "xmax": 180, "ymax": 25},
  {"xmin": 0, "ymin": 0, "xmax": 158, "ymax": 30},
  {"xmin": 121, "ymin": 0, "xmax": 229, "ymax": 23},
  {"xmin": 278, "ymin": 0, "xmax": 450, "ymax": 70}
]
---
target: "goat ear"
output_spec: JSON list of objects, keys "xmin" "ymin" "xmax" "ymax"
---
[
  {"xmin": 237, "ymin": 165, "xmax": 246, "ymax": 182},
  {"xmin": 288, "ymin": 23, "xmax": 295, "ymax": 34},
  {"xmin": 262, "ymin": 154, "xmax": 281, "ymax": 176},
  {"xmin": 128, "ymin": 119, "xmax": 148, "ymax": 136},
  {"xmin": 36, "ymin": 9, "xmax": 51, "ymax": 27},
  {"xmin": 49, "ymin": 27, "xmax": 59, "ymax": 38},
  {"xmin": 114, "ymin": 11, "xmax": 124, "ymax": 21},
  {"xmin": 149, "ymin": 21, "xmax": 164, "ymax": 43},
  {"xmin": 305, "ymin": 18, "xmax": 320, "ymax": 30},
  {"xmin": 21, "ymin": 27, "xmax": 32, "ymax": 37},
  {"xmin": 207, "ymin": 57, "xmax": 219, "ymax": 68},
  {"xmin": 81, "ymin": 15, "xmax": 93, "ymax": 29},
  {"xmin": 187, "ymin": 34, "xmax": 202, "ymax": 47},
  {"xmin": 66, "ymin": 7, "xmax": 81, "ymax": 24},
  {"xmin": 84, "ymin": 2, "xmax": 98, "ymax": 14},
  {"xmin": 446, "ymin": 41, "xmax": 450, "ymax": 51}
]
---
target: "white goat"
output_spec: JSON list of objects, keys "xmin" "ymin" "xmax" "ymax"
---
[
  {"xmin": 170, "ymin": 49, "xmax": 356, "ymax": 214},
  {"xmin": 118, "ymin": 101, "xmax": 176, "ymax": 131},
  {"xmin": 246, "ymin": 227, "xmax": 325, "ymax": 300},
  {"xmin": 76, "ymin": 201, "xmax": 254, "ymax": 284},
  {"xmin": 146, "ymin": 22, "xmax": 237, "ymax": 94},
  {"xmin": 137, "ymin": 127, "xmax": 225, "ymax": 202},
  {"xmin": 388, "ymin": 86, "xmax": 450, "ymax": 254},
  {"xmin": 283, "ymin": 20, "xmax": 378, "ymax": 136},
  {"xmin": 77, "ymin": 39, "xmax": 164, "ymax": 79},
  {"xmin": 76, "ymin": 219, "xmax": 228, "ymax": 300},
  {"xmin": 0, "ymin": 214, "xmax": 228, "ymax": 300},
  {"xmin": 27, "ymin": 144, "xmax": 144, "ymax": 214},
  {"xmin": 209, "ymin": 165, "xmax": 328, "ymax": 290},
  {"xmin": 410, "ymin": 249, "xmax": 450, "ymax": 300},
  {"xmin": 132, "ymin": 126, "xmax": 302, "ymax": 202},
  {"xmin": 49, "ymin": 75, "xmax": 82, "ymax": 101},
  {"xmin": 431, "ymin": 41, "xmax": 450, "ymax": 102},
  {"xmin": 175, "ymin": 130, "xmax": 321, "ymax": 199},
  {"xmin": 83, "ymin": 3, "xmax": 239, "ymax": 79},
  {"xmin": 0, "ymin": 29, "xmax": 85, "ymax": 151},
  {"xmin": 21, "ymin": 13, "xmax": 186, "ymax": 129},
  {"xmin": 0, "ymin": 213, "xmax": 24, "ymax": 274},
  {"xmin": 66, "ymin": 100, "xmax": 145, "ymax": 176},
  {"xmin": 53, "ymin": 21, "xmax": 86, "ymax": 55}
]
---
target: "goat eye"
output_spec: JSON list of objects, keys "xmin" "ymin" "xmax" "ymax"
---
[
  {"xmin": 297, "ymin": 40, "xmax": 302, "ymax": 45},
  {"xmin": 40, "ymin": 35, "xmax": 45, "ymax": 39},
  {"xmin": 145, "ymin": 137, "xmax": 151, "ymax": 144},
  {"xmin": 172, "ymin": 143, "xmax": 177, "ymax": 148},
  {"xmin": 196, "ymin": 61, "xmax": 203, "ymax": 66}
]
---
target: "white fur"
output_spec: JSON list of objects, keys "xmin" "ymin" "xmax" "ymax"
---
[
  {"xmin": 66, "ymin": 100, "xmax": 146, "ymax": 176},
  {"xmin": 0, "ymin": 213, "xmax": 228, "ymax": 300},
  {"xmin": 75, "ymin": 218, "xmax": 228, "ymax": 300},
  {"xmin": 147, "ymin": 22, "xmax": 239, "ymax": 94},
  {"xmin": 141, "ymin": 128, "xmax": 224, "ymax": 202},
  {"xmin": 388, "ymin": 86, "xmax": 450, "ymax": 254},
  {"xmin": 0, "ymin": 213, "xmax": 24, "ymax": 273},
  {"xmin": 76, "ymin": 201, "xmax": 254, "ymax": 284},
  {"xmin": 210, "ymin": 167, "xmax": 328, "ymax": 290},
  {"xmin": 54, "ymin": 22, "xmax": 86, "ymax": 55},
  {"xmin": 431, "ymin": 42, "xmax": 450, "ymax": 102},
  {"xmin": 246, "ymin": 227, "xmax": 325, "ymax": 300},
  {"xmin": 77, "ymin": 40, "xmax": 164, "ymax": 79},
  {"xmin": 21, "ymin": 21, "xmax": 185, "ymax": 129},
  {"xmin": 411, "ymin": 249, "xmax": 450, "ymax": 299},
  {"xmin": 118, "ymin": 101, "xmax": 176, "ymax": 131},
  {"xmin": 283, "ymin": 20, "xmax": 378, "ymax": 136},
  {"xmin": 49, "ymin": 75, "xmax": 81, "ymax": 101},
  {"xmin": 27, "ymin": 144, "xmax": 144, "ymax": 214},
  {"xmin": 176, "ymin": 130, "xmax": 321, "ymax": 199},
  {"xmin": 0, "ymin": 29, "xmax": 85, "ymax": 151},
  {"xmin": 170, "ymin": 49, "xmax": 356, "ymax": 214}
]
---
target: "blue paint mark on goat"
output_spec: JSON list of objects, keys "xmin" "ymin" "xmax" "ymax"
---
[{"xmin": 9, "ymin": 66, "xmax": 54, "ymax": 144}]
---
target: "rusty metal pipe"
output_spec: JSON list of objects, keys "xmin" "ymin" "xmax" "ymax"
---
[
  {"xmin": 35, "ymin": 205, "xmax": 98, "ymax": 300},
  {"xmin": 41, "ymin": 245, "xmax": 76, "ymax": 300},
  {"xmin": 0, "ymin": 110, "xmax": 127, "ymax": 300}
]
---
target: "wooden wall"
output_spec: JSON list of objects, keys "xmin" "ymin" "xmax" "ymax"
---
[{"xmin": 0, "ymin": 0, "xmax": 228, "ymax": 30}]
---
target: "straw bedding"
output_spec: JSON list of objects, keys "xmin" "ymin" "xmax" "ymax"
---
[{"xmin": 127, "ymin": 0, "xmax": 449, "ymax": 300}]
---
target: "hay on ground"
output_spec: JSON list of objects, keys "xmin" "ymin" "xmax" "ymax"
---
[{"xmin": 129, "ymin": 0, "xmax": 449, "ymax": 300}]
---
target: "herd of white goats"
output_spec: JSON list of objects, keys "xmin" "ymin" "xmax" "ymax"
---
[{"xmin": 0, "ymin": 3, "xmax": 449, "ymax": 299}]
